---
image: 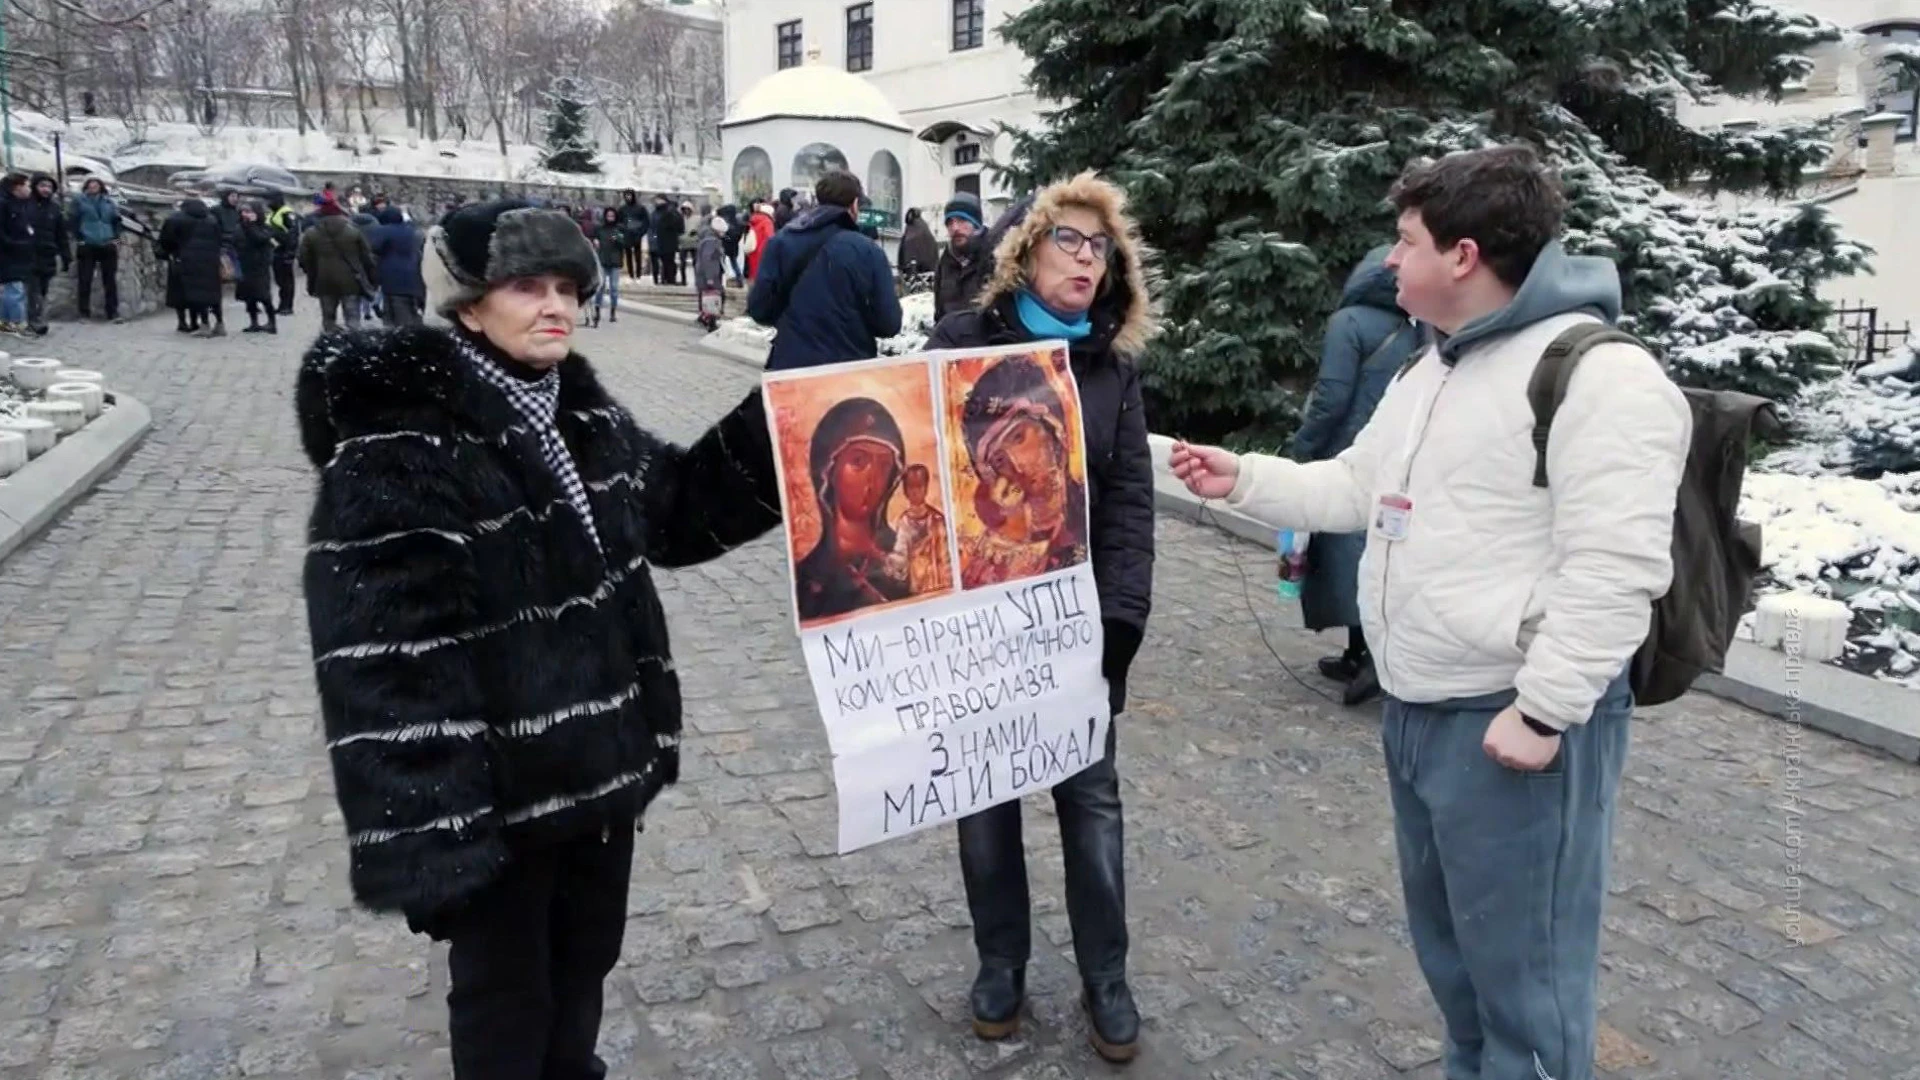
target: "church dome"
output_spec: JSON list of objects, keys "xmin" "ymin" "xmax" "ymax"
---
[{"xmin": 724, "ymin": 64, "xmax": 910, "ymax": 132}]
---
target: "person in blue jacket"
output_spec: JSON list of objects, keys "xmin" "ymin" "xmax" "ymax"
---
[
  {"xmin": 367, "ymin": 206, "xmax": 427, "ymax": 327},
  {"xmin": 1290, "ymin": 245, "xmax": 1419, "ymax": 705},
  {"xmin": 747, "ymin": 170, "xmax": 902, "ymax": 372}
]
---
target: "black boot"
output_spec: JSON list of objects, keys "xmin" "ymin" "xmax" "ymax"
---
[
  {"xmin": 1317, "ymin": 655, "xmax": 1359, "ymax": 682},
  {"xmin": 969, "ymin": 966, "xmax": 1025, "ymax": 1040},
  {"xmin": 1342, "ymin": 658, "xmax": 1381, "ymax": 706},
  {"xmin": 1084, "ymin": 979, "xmax": 1140, "ymax": 1063}
]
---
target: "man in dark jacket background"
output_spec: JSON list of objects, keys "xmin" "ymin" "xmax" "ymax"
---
[
  {"xmin": 773, "ymin": 187, "xmax": 798, "ymax": 232},
  {"xmin": 619, "ymin": 189, "xmax": 649, "ymax": 278},
  {"xmin": 933, "ymin": 191, "xmax": 988, "ymax": 322},
  {"xmin": 748, "ymin": 170, "xmax": 902, "ymax": 372},
  {"xmin": 298, "ymin": 194, "xmax": 376, "ymax": 332},
  {"xmin": 1288, "ymin": 245, "xmax": 1418, "ymax": 705},
  {"xmin": 718, "ymin": 203, "xmax": 746, "ymax": 285},
  {"xmin": 25, "ymin": 175, "xmax": 70, "ymax": 334},
  {"xmin": 367, "ymin": 206, "xmax": 426, "ymax": 327},
  {"xmin": 649, "ymin": 195, "xmax": 683, "ymax": 285},
  {"xmin": 266, "ymin": 194, "xmax": 302, "ymax": 315}
]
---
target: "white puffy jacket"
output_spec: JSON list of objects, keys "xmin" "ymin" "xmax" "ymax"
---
[{"xmin": 1229, "ymin": 310, "xmax": 1691, "ymax": 727}]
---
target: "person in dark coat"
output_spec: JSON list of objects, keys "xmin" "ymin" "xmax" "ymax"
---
[
  {"xmin": 233, "ymin": 201, "xmax": 279, "ymax": 333},
  {"xmin": 747, "ymin": 170, "xmax": 902, "ymax": 372},
  {"xmin": 367, "ymin": 206, "xmax": 427, "ymax": 327},
  {"xmin": 717, "ymin": 203, "xmax": 745, "ymax": 284},
  {"xmin": 212, "ymin": 189, "xmax": 244, "ymax": 289},
  {"xmin": 24, "ymin": 175, "xmax": 69, "ymax": 334},
  {"xmin": 897, "ymin": 207, "xmax": 939, "ymax": 278},
  {"xmin": 1290, "ymin": 245, "xmax": 1418, "ymax": 705},
  {"xmin": 589, "ymin": 205, "xmax": 627, "ymax": 327},
  {"xmin": 0, "ymin": 173, "xmax": 34, "ymax": 333},
  {"xmin": 923, "ymin": 172, "xmax": 1156, "ymax": 1065},
  {"xmin": 296, "ymin": 198, "xmax": 781, "ymax": 1080},
  {"xmin": 693, "ymin": 215, "xmax": 727, "ymax": 331},
  {"xmin": 648, "ymin": 195, "xmax": 683, "ymax": 285},
  {"xmin": 773, "ymin": 187, "xmax": 797, "ymax": 232},
  {"xmin": 618, "ymin": 189, "xmax": 649, "ymax": 278},
  {"xmin": 298, "ymin": 194, "xmax": 376, "ymax": 332},
  {"xmin": 159, "ymin": 197, "xmax": 228, "ymax": 336},
  {"xmin": 932, "ymin": 191, "xmax": 989, "ymax": 322}
]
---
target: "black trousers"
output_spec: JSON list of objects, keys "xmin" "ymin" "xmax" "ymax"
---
[
  {"xmin": 442, "ymin": 823, "xmax": 634, "ymax": 1080},
  {"xmin": 649, "ymin": 250, "xmax": 671, "ymax": 286},
  {"xmin": 76, "ymin": 245, "xmax": 119, "ymax": 318},
  {"xmin": 957, "ymin": 723, "xmax": 1127, "ymax": 982},
  {"xmin": 274, "ymin": 262, "xmax": 296, "ymax": 313},
  {"xmin": 384, "ymin": 294, "xmax": 423, "ymax": 327}
]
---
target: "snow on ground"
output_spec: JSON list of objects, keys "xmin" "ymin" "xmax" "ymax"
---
[
  {"xmin": 714, "ymin": 290, "xmax": 937, "ymax": 357},
  {"xmin": 1741, "ymin": 471, "xmax": 1920, "ymax": 685},
  {"xmin": 17, "ymin": 112, "xmax": 722, "ymax": 195}
]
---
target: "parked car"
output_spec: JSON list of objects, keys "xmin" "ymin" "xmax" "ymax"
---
[{"xmin": 1, "ymin": 129, "xmax": 115, "ymax": 182}]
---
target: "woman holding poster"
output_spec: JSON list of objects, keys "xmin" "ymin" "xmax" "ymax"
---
[{"xmin": 925, "ymin": 172, "xmax": 1157, "ymax": 1062}]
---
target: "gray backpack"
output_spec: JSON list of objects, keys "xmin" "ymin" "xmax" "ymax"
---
[{"xmin": 1529, "ymin": 323, "xmax": 1780, "ymax": 707}]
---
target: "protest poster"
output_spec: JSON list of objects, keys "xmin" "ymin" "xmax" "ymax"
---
[{"xmin": 763, "ymin": 342, "xmax": 1111, "ymax": 853}]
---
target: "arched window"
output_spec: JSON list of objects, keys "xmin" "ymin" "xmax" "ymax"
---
[
  {"xmin": 1863, "ymin": 21, "xmax": 1920, "ymax": 140},
  {"xmin": 866, "ymin": 150, "xmax": 903, "ymax": 229},
  {"xmin": 791, "ymin": 143, "xmax": 850, "ymax": 189},
  {"xmin": 732, "ymin": 147, "xmax": 773, "ymax": 203}
]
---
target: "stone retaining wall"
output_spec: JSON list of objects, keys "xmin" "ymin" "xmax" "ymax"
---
[{"xmin": 118, "ymin": 165, "xmax": 712, "ymax": 217}]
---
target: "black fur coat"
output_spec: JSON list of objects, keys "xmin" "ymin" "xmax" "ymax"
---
[{"xmin": 296, "ymin": 325, "xmax": 779, "ymax": 920}]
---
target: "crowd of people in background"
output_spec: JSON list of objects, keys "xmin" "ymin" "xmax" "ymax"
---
[{"xmin": 0, "ymin": 170, "xmax": 976, "ymax": 346}]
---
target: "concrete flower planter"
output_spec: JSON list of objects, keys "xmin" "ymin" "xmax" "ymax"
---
[
  {"xmin": 0, "ymin": 429, "xmax": 24, "ymax": 476},
  {"xmin": 0, "ymin": 352, "xmax": 11, "ymax": 383},
  {"xmin": 46, "ymin": 383, "xmax": 104, "ymax": 420},
  {"xmin": 10, "ymin": 357, "xmax": 62, "ymax": 392},
  {"xmin": 0, "ymin": 415, "xmax": 55, "ymax": 456},
  {"xmin": 53, "ymin": 368, "xmax": 103, "ymax": 386},
  {"xmin": 24, "ymin": 399, "xmax": 84, "ymax": 435}
]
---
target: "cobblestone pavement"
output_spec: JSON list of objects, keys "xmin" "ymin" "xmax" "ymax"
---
[{"xmin": 2, "ymin": 313, "xmax": 1919, "ymax": 1080}]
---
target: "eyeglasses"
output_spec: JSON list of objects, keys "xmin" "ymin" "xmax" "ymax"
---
[{"xmin": 1049, "ymin": 225, "xmax": 1113, "ymax": 261}]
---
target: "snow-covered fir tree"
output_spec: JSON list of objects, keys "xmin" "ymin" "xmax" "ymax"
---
[
  {"xmin": 1000, "ymin": 0, "xmax": 1871, "ymax": 443},
  {"xmin": 542, "ymin": 77, "xmax": 602, "ymax": 175}
]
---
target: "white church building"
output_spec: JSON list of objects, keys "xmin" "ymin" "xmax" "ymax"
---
[{"xmin": 720, "ymin": 0, "xmax": 1041, "ymax": 234}]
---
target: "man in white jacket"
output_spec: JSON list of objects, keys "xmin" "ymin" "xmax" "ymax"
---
[{"xmin": 1173, "ymin": 144, "xmax": 1689, "ymax": 1080}]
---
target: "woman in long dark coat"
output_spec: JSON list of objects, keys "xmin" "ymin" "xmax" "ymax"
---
[
  {"xmin": 158, "ymin": 197, "xmax": 226, "ymax": 336},
  {"xmin": 1289, "ymin": 245, "xmax": 1418, "ymax": 705},
  {"xmin": 234, "ymin": 201, "xmax": 278, "ymax": 333}
]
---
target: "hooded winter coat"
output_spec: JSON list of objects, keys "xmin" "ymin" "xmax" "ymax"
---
[
  {"xmin": 747, "ymin": 203, "xmax": 903, "ymax": 371},
  {"xmin": 593, "ymin": 219, "xmax": 629, "ymax": 268},
  {"xmin": 933, "ymin": 236, "xmax": 989, "ymax": 322},
  {"xmin": 718, "ymin": 204, "xmax": 743, "ymax": 257},
  {"xmin": 211, "ymin": 192, "xmax": 244, "ymax": 246},
  {"xmin": 774, "ymin": 188, "xmax": 797, "ymax": 232},
  {"xmin": 234, "ymin": 213, "xmax": 278, "ymax": 304},
  {"xmin": 1225, "ymin": 242, "xmax": 1692, "ymax": 728},
  {"xmin": 924, "ymin": 173, "xmax": 1158, "ymax": 715},
  {"xmin": 1289, "ymin": 247, "xmax": 1420, "ymax": 631},
  {"xmin": 0, "ymin": 190, "xmax": 34, "ymax": 284},
  {"xmin": 26, "ymin": 179, "xmax": 70, "ymax": 275},
  {"xmin": 650, "ymin": 200, "xmax": 684, "ymax": 253},
  {"xmin": 746, "ymin": 207, "xmax": 775, "ymax": 279},
  {"xmin": 298, "ymin": 211, "xmax": 376, "ymax": 299},
  {"xmin": 158, "ymin": 199, "xmax": 225, "ymax": 308},
  {"xmin": 694, "ymin": 222, "xmax": 726, "ymax": 291},
  {"xmin": 897, "ymin": 212, "xmax": 939, "ymax": 277},
  {"xmin": 619, "ymin": 190, "xmax": 650, "ymax": 239},
  {"xmin": 367, "ymin": 207, "xmax": 427, "ymax": 299},
  {"xmin": 295, "ymin": 325, "xmax": 781, "ymax": 921},
  {"xmin": 70, "ymin": 188, "xmax": 121, "ymax": 248}
]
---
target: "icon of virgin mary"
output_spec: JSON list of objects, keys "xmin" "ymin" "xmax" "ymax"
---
[{"xmin": 794, "ymin": 397, "xmax": 914, "ymax": 622}]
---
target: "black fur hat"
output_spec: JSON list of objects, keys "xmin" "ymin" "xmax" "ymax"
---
[{"xmin": 425, "ymin": 198, "xmax": 601, "ymax": 319}]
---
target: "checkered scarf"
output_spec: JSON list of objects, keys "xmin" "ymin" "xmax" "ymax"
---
[{"xmin": 455, "ymin": 337, "xmax": 603, "ymax": 553}]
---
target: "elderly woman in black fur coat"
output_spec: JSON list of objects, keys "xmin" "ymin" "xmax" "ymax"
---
[{"xmin": 296, "ymin": 198, "xmax": 780, "ymax": 1080}]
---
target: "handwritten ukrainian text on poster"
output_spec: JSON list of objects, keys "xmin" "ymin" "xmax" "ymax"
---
[{"xmin": 764, "ymin": 342, "xmax": 1110, "ymax": 853}]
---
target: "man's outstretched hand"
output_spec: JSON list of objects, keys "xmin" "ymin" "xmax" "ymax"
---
[{"xmin": 1169, "ymin": 441, "xmax": 1241, "ymax": 500}]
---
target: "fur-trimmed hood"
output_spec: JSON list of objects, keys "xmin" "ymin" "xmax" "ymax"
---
[{"xmin": 979, "ymin": 171, "xmax": 1159, "ymax": 358}]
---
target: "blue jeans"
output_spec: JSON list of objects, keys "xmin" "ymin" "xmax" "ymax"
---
[
  {"xmin": 594, "ymin": 267, "xmax": 620, "ymax": 311},
  {"xmin": 1382, "ymin": 673, "xmax": 1632, "ymax": 1080},
  {"xmin": 0, "ymin": 280, "xmax": 23, "ymax": 324}
]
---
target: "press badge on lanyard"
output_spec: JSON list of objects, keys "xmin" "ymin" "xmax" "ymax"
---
[{"xmin": 1375, "ymin": 373, "xmax": 1441, "ymax": 543}]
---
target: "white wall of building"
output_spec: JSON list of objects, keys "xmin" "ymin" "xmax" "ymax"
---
[{"xmin": 725, "ymin": 0, "xmax": 1042, "ymax": 222}]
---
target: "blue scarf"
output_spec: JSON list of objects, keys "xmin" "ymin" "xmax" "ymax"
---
[{"xmin": 1015, "ymin": 289, "xmax": 1093, "ymax": 341}]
